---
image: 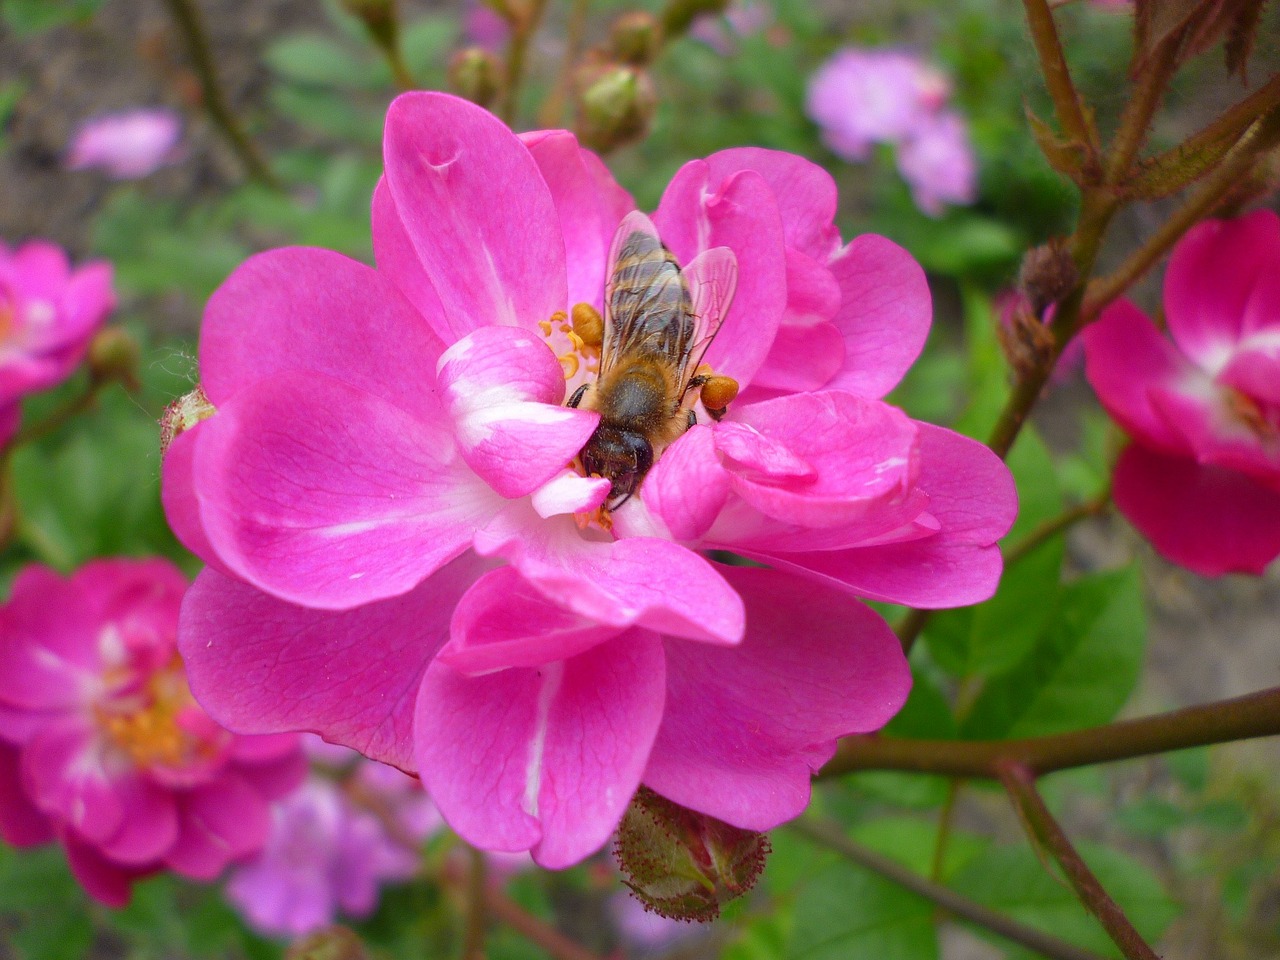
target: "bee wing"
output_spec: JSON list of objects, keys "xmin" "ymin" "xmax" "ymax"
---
[
  {"xmin": 678, "ymin": 245, "xmax": 738, "ymax": 389},
  {"xmin": 601, "ymin": 211, "xmax": 692, "ymax": 376}
]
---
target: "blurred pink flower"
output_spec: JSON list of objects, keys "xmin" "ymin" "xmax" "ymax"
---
[
  {"xmin": 805, "ymin": 48, "xmax": 951, "ymax": 161},
  {"xmin": 165, "ymin": 93, "xmax": 1013, "ymax": 868},
  {"xmin": 0, "ymin": 240, "xmax": 114, "ymax": 410},
  {"xmin": 611, "ymin": 891, "xmax": 698, "ymax": 950},
  {"xmin": 1084, "ymin": 209, "xmax": 1280, "ymax": 575},
  {"xmin": 0, "ymin": 559, "xmax": 306, "ymax": 907},
  {"xmin": 689, "ymin": 0, "xmax": 772, "ymax": 55},
  {"xmin": 896, "ymin": 110, "xmax": 978, "ymax": 217},
  {"xmin": 463, "ymin": 0, "xmax": 508, "ymax": 51},
  {"xmin": 66, "ymin": 108, "xmax": 184, "ymax": 180},
  {"xmin": 226, "ymin": 738, "xmax": 438, "ymax": 938}
]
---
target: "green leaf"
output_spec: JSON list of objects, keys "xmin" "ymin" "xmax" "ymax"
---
[
  {"xmin": 949, "ymin": 843, "xmax": 1176, "ymax": 958},
  {"xmin": 961, "ymin": 565, "xmax": 1147, "ymax": 739},
  {"xmin": 883, "ymin": 665, "xmax": 957, "ymax": 739},
  {"xmin": 264, "ymin": 32, "xmax": 381, "ymax": 89},
  {"xmin": 849, "ymin": 816, "xmax": 989, "ymax": 879},
  {"xmin": 400, "ymin": 15, "xmax": 460, "ymax": 84},
  {"xmin": 1, "ymin": 0, "xmax": 104, "ymax": 33},
  {"xmin": 788, "ymin": 860, "xmax": 938, "ymax": 960}
]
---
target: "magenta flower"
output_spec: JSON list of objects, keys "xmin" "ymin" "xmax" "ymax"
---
[
  {"xmin": 0, "ymin": 559, "xmax": 306, "ymax": 907},
  {"xmin": 226, "ymin": 738, "xmax": 437, "ymax": 938},
  {"xmin": 165, "ymin": 93, "xmax": 1014, "ymax": 868},
  {"xmin": 0, "ymin": 240, "xmax": 114, "ymax": 410},
  {"xmin": 0, "ymin": 404, "xmax": 17, "ymax": 447},
  {"xmin": 66, "ymin": 108, "xmax": 184, "ymax": 180},
  {"xmin": 896, "ymin": 110, "xmax": 978, "ymax": 217},
  {"xmin": 1084, "ymin": 210, "xmax": 1280, "ymax": 576},
  {"xmin": 805, "ymin": 48, "xmax": 951, "ymax": 162}
]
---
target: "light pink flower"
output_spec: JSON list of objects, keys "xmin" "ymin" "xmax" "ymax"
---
[
  {"xmin": 66, "ymin": 108, "xmax": 184, "ymax": 180},
  {"xmin": 805, "ymin": 48, "xmax": 951, "ymax": 161},
  {"xmin": 0, "ymin": 240, "xmax": 114, "ymax": 410},
  {"xmin": 896, "ymin": 110, "xmax": 978, "ymax": 217},
  {"xmin": 226, "ymin": 738, "xmax": 438, "ymax": 938},
  {"xmin": 689, "ymin": 0, "xmax": 772, "ymax": 55},
  {"xmin": 0, "ymin": 559, "xmax": 306, "ymax": 907},
  {"xmin": 1084, "ymin": 210, "xmax": 1280, "ymax": 576},
  {"xmin": 463, "ymin": 0, "xmax": 508, "ymax": 51},
  {"xmin": 165, "ymin": 93, "xmax": 1014, "ymax": 868}
]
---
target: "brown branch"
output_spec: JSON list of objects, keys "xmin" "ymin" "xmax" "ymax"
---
[
  {"xmin": 159, "ymin": 0, "xmax": 278, "ymax": 187},
  {"xmin": 794, "ymin": 817, "xmax": 1114, "ymax": 960},
  {"xmin": 486, "ymin": 885, "xmax": 605, "ymax": 960},
  {"xmin": 1105, "ymin": 30, "xmax": 1183, "ymax": 183},
  {"xmin": 999, "ymin": 764, "xmax": 1161, "ymax": 960},
  {"xmin": 821, "ymin": 686, "xmax": 1280, "ymax": 780},
  {"xmin": 1004, "ymin": 484, "xmax": 1112, "ymax": 565},
  {"xmin": 461, "ymin": 847, "xmax": 488, "ymax": 960},
  {"xmin": 1021, "ymin": 0, "xmax": 1096, "ymax": 166}
]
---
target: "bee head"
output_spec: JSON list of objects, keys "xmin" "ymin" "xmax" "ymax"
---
[{"xmin": 581, "ymin": 425, "xmax": 654, "ymax": 506}]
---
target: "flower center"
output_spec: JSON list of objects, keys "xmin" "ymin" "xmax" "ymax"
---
[
  {"xmin": 539, "ymin": 303, "xmax": 603, "ymax": 386},
  {"xmin": 98, "ymin": 654, "xmax": 227, "ymax": 769},
  {"xmin": 1225, "ymin": 388, "xmax": 1280, "ymax": 443}
]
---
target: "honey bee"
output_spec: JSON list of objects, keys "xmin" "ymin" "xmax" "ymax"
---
[{"xmin": 567, "ymin": 211, "xmax": 739, "ymax": 508}]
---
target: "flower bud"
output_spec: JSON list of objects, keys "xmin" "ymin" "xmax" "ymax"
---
[
  {"xmin": 1017, "ymin": 239, "xmax": 1078, "ymax": 318},
  {"xmin": 159, "ymin": 386, "xmax": 216, "ymax": 457},
  {"xmin": 449, "ymin": 47, "xmax": 502, "ymax": 109},
  {"xmin": 613, "ymin": 787, "xmax": 770, "ymax": 922},
  {"xmin": 87, "ymin": 327, "xmax": 141, "ymax": 392},
  {"xmin": 608, "ymin": 12, "xmax": 662, "ymax": 66},
  {"xmin": 285, "ymin": 926, "xmax": 369, "ymax": 960},
  {"xmin": 573, "ymin": 62, "xmax": 657, "ymax": 153}
]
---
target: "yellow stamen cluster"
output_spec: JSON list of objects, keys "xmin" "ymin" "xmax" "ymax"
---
[
  {"xmin": 543, "ymin": 305, "xmax": 602, "ymax": 382},
  {"xmin": 98, "ymin": 656, "xmax": 216, "ymax": 769},
  {"xmin": 1227, "ymin": 388, "xmax": 1278, "ymax": 441}
]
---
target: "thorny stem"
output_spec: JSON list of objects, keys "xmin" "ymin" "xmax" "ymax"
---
[
  {"xmin": 499, "ymin": 0, "xmax": 551, "ymax": 125},
  {"xmin": 821, "ymin": 686, "xmax": 1280, "ymax": 779},
  {"xmin": 1084, "ymin": 108, "xmax": 1280, "ymax": 320},
  {"xmin": 537, "ymin": 0, "xmax": 592, "ymax": 127},
  {"xmin": 461, "ymin": 847, "xmax": 488, "ymax": 960},
  {"xmin": 1003, "ymin": 483, "xmax": 1112, "ymax": 566},
  {"xmin": 1104, "ymin": 30, "xmax": 1182, "ymax": 184},
  {"xmin": 794, "ymin": 818, "xmax": 1113, "ymax": 960},
  {"xmin": 159, "ymin": 0, "xmax": 279, "ymax": 187},
  {"xmin": 1021, "ymin": 0, "xmax": 1096, "ymax": 165},
  {"xmin": 999, "ymin": 764, "xmax": 1161, "ymax": 960}
]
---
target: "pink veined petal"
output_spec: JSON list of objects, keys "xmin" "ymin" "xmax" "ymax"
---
[
  {"xmin": 372, "ymin": 177, "xmax": 448, "ymax": 331},
  {"xmin": 521, "ymin": 129, "xmax": 634, "ymax": 312},
  {"xmin": 529, "ymin": 470, "xmax": 611, "ymax": 518},
  {"xmin": 746, "ymin": 422, "xmax": 1016, "ymax": 608},
  {"xmin": 823, "ymin": 234, "xmax": 932, "ymax": 400},
  {"xmin": 1219, "ymin": 331, "xmax": 1280, "ymax": 407},
  {"xmin": 1164, "ymin": 210, "xmax": 1280, "ymax": 369},
  {"xmin": 200, "ymin": 246, "xmax": 444, "ymax": 419},
  {"xmin": 416, "ymin": 629, "xmax": 666, "ymax": 868},
  {"xmin": 232, "ymin": 747, "xmax": 309, "ymax": 803},
  {"xmin": 640, "ymin": 425, "xmax": 730, "ymax": 542},
  {"xmin": 438, "ymin": 326, "xmax": 600, "ymax": 498},
  {"xmin": 0, "ymin": 742, "xmax": 53, "ymax": 846},
  {"xmin": 442, "ymin": 566, "xmax": 623, "ymax": 675},
  {"xmin": 722, "ymin": 391, "xmax": 921, "ymax": 530},
  {"xmin": 383, "ymin": 92, "xmax": 567, "ymax": 342},
  {"xmin": 653, "ymin": 164, "xmax": 786, "ymax": 388},
  {"xmin": 474, "ymin": 504, "xmax": 745, "ymax": 646},
  {"xmin": 644, "ymin": 565, "xmax": 909, "ymax": 830},
  {"xmin": 166, "ymin": 772, "xmax": 269, "ymax": 880},
  {"xmin": 99, "ymin": 778, "xmax": 179, "ymax": 865},
  {"xmin": 700, "ymin": 147, "xmax": 841, "ymax": 261},
  {"xmin": 746, "ymin": 248, "xmax": 844, "ymax": 396},
  {"xmin": 179, "ymin": 553, "xmax": 490, "ymax": 773},
  {"xmin": 192, "ymin": 370, "xmax": 496, "ymax": 610},
  {"xmin": 1113, "ymin": 442, "xmax": 1280, "ymax": 576},
  {"xmin": 22, "ymin": 721, "xmax": 124, "ymax": 843},
  {"xmin": 1149, "ymin": 382, "xmax": 1280, "ymax": 483},
  {"xmin": 1083, "ymin": 299, "xmax": 1198, "ymax": 453},
  {"xmin": 63, "ymin": 830, "xmax": 149, "ymax": 908}
]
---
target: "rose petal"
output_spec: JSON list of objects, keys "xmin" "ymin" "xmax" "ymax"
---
[
  {"xmin": 416, "ymin": 629, "xmax": 665, "ymax": 868},
  {"xmin": 0, "ymin": 742, "xmax": 53, "ymax": 846}
]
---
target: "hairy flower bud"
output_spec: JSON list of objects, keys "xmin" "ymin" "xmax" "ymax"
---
[
  {"xmin": 285, "ymin": 927, "xmax": 369, "ymax": 960},
  {"xmin": 1018, "ymin": 239, "xmax": 1078, "ymax": 318},
  {"xmin": 573, "ymin": 62, "xmax": 657, "ymax": 153},
  {"xmin": 87, "ymin": 327, "xmax": 141, "ymax": 391},
  {"xmin": 449, "ymin": 47, "xmax": 502, "ymax": 108},
  {"xmin": 609, "ymin": 12, "xmax": 662, "ymax": 66},
  {"xmin": 159, "ymin": 385, "xmax": 216, "ymax": 457},
  {"xmin": 613, "ymin": 787, "xmax": 770, "ymax": 922}
]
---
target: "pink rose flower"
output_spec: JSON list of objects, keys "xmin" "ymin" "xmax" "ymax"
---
[
  {"xmin": 895, "ymin": 110, "xmax": 978, "ymax": 218},
  {"xmin": 226, "ymin": 738, "xmax": 438, "ymax": 938},
  {"xmin": 805, "ymin": 48, "xmax": 951, "ymax": 162},
  {"xmin": 0, "ymin": 559, "xmax": 306, "ymax": 907},
  {"xmin": 165, "ymin": 93, "xmax": 1014, "ymax": 868},
  {"xmin": 66, "ymin": 108, "xmax": 184, "ymax": 180},
  {"xmin": 1084, "ymin": 209, "xmax": 1280, "ymax": 576},
  {"xmin": 0, "ymin": 240, "xmax": 115, "ymax": 410}
]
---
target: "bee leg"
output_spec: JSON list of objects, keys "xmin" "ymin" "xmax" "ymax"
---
[
  {"xmin": 687, "ymin": 410, "xmax": 698, "ymax": 430},
  {"xmin": 567, "ymin": 383, "xmax": 589, "ymax": 408}
]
